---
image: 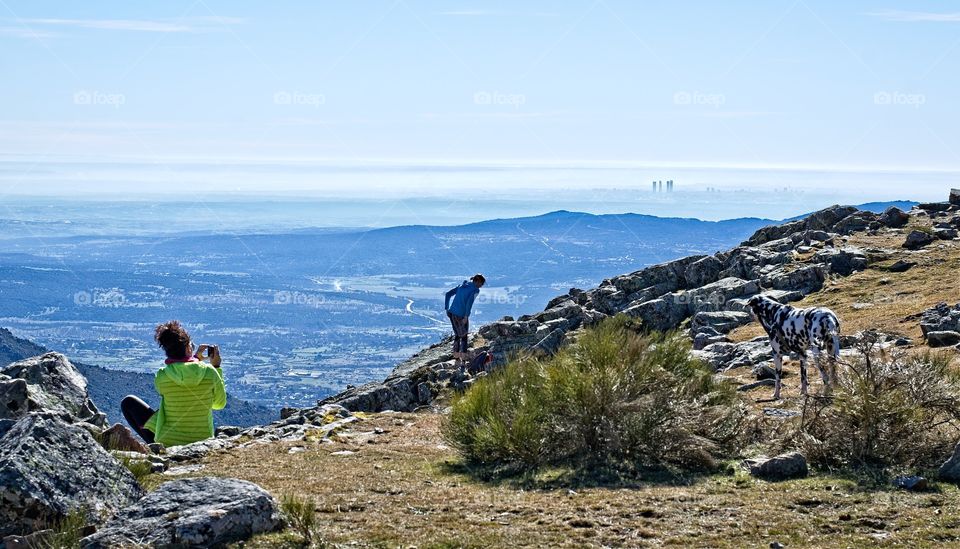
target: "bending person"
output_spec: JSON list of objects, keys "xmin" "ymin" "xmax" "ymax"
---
[
  {"xmin": 121, "ymin": 320, "xmax": 226, "ymax": 446},
  {"xmin": 444, "ymin": 273, "xmax": 485, "ymax": 367}
]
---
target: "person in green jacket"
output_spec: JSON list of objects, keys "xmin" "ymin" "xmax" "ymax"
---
[{"xmin": 121, "ymin": 320, "xmax": 227, "ymax": 447}]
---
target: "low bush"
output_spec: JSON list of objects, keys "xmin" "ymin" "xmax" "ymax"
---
[
  {"xmin": 445, "ymin": 316, "xmax": 745, "ymax": 474},
  {"xmin": 280, "ymin": 494, "xmax": 319, "ymax": 546},
  {"xmin": 41, "ymin": 507, "xmax": 88, "ymax": 549},
  {"xmin": 117, "ymin": 455, "xmax": 154, "ymax": 484},
  {"xmin": 798, "ymin": 332, "xmax": 960, "ymax": 470}
]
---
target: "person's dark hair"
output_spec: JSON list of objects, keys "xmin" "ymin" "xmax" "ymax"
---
[
  {"xmin": 154, "ymin": 320, "xmax": 191, "ymax": 359},
  {"xmin": 471, "ymin": 273, "xmax": 486, "ymax": 285}
]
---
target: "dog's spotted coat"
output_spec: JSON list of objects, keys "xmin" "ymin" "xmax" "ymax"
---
[{"xmin": 747, "ymin": 294, "xmax": 841, "ymax": 399}]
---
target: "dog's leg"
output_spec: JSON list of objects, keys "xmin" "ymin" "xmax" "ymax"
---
[
  {"xmin": 772, "ymin": 352, "xmax": 783, "ymax": 400},
  {"xmin": 811, "ymin": 346, "xmax": 829, "ymax": 387},
  {"xmin": 799, "ymin": 352, "xmax": 809, "ymax": 396}
]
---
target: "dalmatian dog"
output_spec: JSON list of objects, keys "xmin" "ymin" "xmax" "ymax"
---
[{"xmin": 747, "ymin": 294, "xmax": 841, "ymax": 400}]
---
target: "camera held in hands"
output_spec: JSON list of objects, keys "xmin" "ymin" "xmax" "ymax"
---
[{"xmin": 196, "ymin": 344, "xmax": 220, "ymax": 360}]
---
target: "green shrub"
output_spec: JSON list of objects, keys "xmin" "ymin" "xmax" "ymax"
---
[
  {"xmin": 446, "ymin": 316, "xmax": 745, "ymax": 474},
  {"xmin": 41, "ymin": 507, "xmax": 88, "ymax": 549},
  {"xmin": 118, "ymin": 455, "xmax": 154, "ymax": 484},
  {"xmin": 280, "ymin": 494, "xmax": 319, "ymax": 546},
  {"xmin": 799, "ymin": 333, "xmax": 960, "ymax": 470}
]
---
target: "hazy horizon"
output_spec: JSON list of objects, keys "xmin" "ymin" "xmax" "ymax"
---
[{"xmin": 3, "ymin": 1, "xmax": 960, "ymax": 201}]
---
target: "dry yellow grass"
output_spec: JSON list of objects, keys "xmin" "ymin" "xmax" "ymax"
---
[
  {"xmin": 731, "ymin": 226, "xmax": 960, "ymax": 344},
  {"xmin": 164, "ymin": 412, "xmax": 960, "ymax": 548}
]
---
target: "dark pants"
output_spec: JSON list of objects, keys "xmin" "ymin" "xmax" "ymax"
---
[
  {"xmin": 121, "ymin": 395, "xmax": 156, "ymax": 444},
  {"xmin": 448, "ymin": 311, "xmax": 469, "ymax": 354}
]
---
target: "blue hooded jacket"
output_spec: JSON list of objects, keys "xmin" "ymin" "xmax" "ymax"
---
[{"xmin": 445, "ymin": 280, "xmax": 479, "ymax": 318}]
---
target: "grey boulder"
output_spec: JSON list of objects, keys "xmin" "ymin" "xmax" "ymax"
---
[
  {"xmin": 920, "ymin": 302, "xmax": 960, "ymax": 336},
  {"xmin": 927, "ymin": 331, "xmax": 960, "ymax": 348},
  {"xmin": 80, "ymin": 477, "xmax": 281, "ymax": 548},
  {"xmin": 0, "ymin": 412, "xmax": 143, "ymax": 538},
  {"xmin": 0, "ymin": 353, "xmax": 107, "ymax": 427},
  {"xmin": 813, "ymin": 247, "xmax": 868, "ymax": 276},
  {"xmin": 879, "ymin": 206, "xmax": 910, "ymax": 228},
  {"xmin": 903, "ymin": 230, "xmax": 936, "ymax": 250},
  {"xmin": 743, "ymin": 452, "xmax": 808, "ymax": 480}
]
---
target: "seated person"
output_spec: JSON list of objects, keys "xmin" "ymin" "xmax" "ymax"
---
[{"xmin": 121, "ymin": 320, "xmax": 226, "ymax": 447}]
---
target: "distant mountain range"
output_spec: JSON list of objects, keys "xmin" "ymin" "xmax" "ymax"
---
[
  {"xmin": 0, "ymin": 328, "xmax": 275, "ymax": 427},
  {"xmin": 785, "ymin": 200, "xmax": 917, "ymax": 222}
]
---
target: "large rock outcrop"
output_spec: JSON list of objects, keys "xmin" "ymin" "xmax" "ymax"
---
[
  {"xmin": 920, "ymin": 302, "xmax": 960, "ymax": 337},
  {"xmin": 318, "ymin": 197, "xmax": 954, "ymax": 413},
  {"xmin": 80, "ymin": 477, "xmax": 281, "ymax": 548},
  {"xmin": 0, "ymin": 412, "xmax": 143, "ymax": 537},
  {"xmin": 0, "ymin": 353, "xmax": 106, "ymax": 427}
]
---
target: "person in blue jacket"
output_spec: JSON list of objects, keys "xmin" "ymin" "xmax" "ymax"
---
[{"xmin": 444, "ymin": 273, "xmax": 485, "ymax": 366}]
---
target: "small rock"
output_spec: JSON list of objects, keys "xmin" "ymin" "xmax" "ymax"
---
[
  {"xmin": 934, "ymin": 227, "xmax": 958, "ymax": 240},
  {"xmin": 216, "ymin": 425, "xmax": 241, "ymax": 437},
  {"xmin": 951, "ymin": 188, "xmax": 960, "ymax": 206},
  {"xmin": 148, "ymin": 442, "xmax": 166, "ymax": 454},
  {"xmin": 164, "ymin": 464, "xmax": 204, "ymax": 476},
  {"xmin": 330, "ymin": 450, "xmax": 356, "ymax": 456},
  {"xmin": 892, "ymin": 475, "xmax": 928, "ymax": 491},
  {"xmin": 770, "ymin": 543, "xmax": 785, "ymax": 549},
  {"xmin": 100, "ymin": 423, "xmax": 151, "ymax": 454},
  {"xmin": 880, "ymin": 206, "xmax": 910, "ymax": 228},
  {"xmin": 743, "ymin": 452, "xmax": 808, "ymax": 480},
  {"xmin": 927, "ymin": 331, "xmax": 960, "ymax": 348},
  {"xmin": 887, "ymin": 259, "xmax": 916, "ymax": 273},
  {"xmin": 903, "ymin": 230, "xmax": 936, "ymax": 250},
  {"xmin": 763, "ymin": 408, "xmax": 800, "ymax": 418}
]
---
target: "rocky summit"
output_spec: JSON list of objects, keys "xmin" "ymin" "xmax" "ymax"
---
[
  {"xmin": 0, "ymin": 350, "xmax": 282, "ymax": 547},
  {"xmin": 319, "ymin": 200, "xmax": 958, "ymax": 413}
]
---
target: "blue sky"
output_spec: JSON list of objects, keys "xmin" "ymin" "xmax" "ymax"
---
[{"xmin": 1, "ymin": 1, "xmax": 959, "ymax": 196}]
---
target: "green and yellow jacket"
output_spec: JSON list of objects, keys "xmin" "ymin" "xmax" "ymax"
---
[{"xmin": 144, "ymin": 358, "xmax": 226, "ymax": 447}]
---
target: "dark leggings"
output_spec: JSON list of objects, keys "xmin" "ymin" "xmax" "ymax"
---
[
  {"xmin": 121, "ymin": 395, "xmax": 156, "ymax": 444},
  {"xmin": 448, "ymin": 312, "xmax": 469, "ymax": 354}
]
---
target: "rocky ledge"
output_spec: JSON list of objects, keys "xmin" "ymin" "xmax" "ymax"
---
[
  {"xmin": 0, "ymin": 353, "xmax": 282, "ymax": 548},
  {"xmin": 319, "ymin": 196, "xmax": 960, "ymax": 413}
]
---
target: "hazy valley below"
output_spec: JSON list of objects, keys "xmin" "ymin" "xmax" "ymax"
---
[{"xmin": 0, "ymin": 198, "xmax": 912, "ymax": 410}]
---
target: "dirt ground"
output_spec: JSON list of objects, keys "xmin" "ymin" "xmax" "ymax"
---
[{"xmin": 165, "ymin": 412, "xmax": 960, "ymax": 548}]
